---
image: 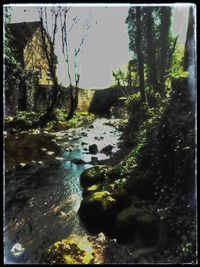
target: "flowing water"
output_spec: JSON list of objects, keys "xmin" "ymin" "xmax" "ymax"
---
[{"xmin": 4, "ymin": 117, "xmax": 123, "ymax": 263}]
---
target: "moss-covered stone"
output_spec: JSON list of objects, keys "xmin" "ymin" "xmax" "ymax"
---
[
  {"xmin": 115, "ymin": 205, "xmax": 156, "ymax": 234},
  {"xmin": 79, "ymin": 191, "xmax": 117, "ymax": 221},
  {"xmin": 44, "ymin": 238, "xmax": 94, "ymax": 264},
  {"xmin": 53, "ymin": 121, "xmax": 69, "ymax": 131},
  {"xmin": 80, "ymin": 165, "xmax": 111, "ymax": 188}
]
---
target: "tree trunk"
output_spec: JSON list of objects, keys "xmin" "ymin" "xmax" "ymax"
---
[
  {"xmin": 135, "ymin": 7, "xmax": 148, "ymax": 104},
  {"xmin": 145, "ymin": 8, "xmax": 159, "ymax": 92},
  {"xmin": 67, "ymin": 86, "xmax": 79, "ymax": 120},
  {"xmin": 159, "ymin": 7, "xmax": 171, "ymax": 96}
]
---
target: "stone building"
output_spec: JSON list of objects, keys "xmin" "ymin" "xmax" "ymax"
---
[{"xmin": 6, "ymin": 21, "xmax": 58, "ymax": 115}]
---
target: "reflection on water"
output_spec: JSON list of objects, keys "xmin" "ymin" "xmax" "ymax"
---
[{"xmin": 4, "ymin": 118, "xmax": 122, "ymax": 263}]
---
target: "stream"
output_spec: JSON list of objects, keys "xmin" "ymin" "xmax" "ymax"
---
[{"xmin": 4, "ymin": 117, "xmax": 123, "ymax": 263}]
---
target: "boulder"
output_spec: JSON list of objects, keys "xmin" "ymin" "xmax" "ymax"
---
[
  {"xmin": 91, "ymin": 156, "xmax": 98, "ymax": 165},
  {"xmin": 89, "ymin": 144, "xmax": 98, "ymax": 154},
  {"xmin": 80, "ymin": 165, "xmax": 107, "ymax": 188},
  {"xmin": 115, "ymin": 205, "xmax": 158, "ymax": 244},
  {"xmin": 100, "ymin": 145, "xmax": 113, "ymax": 155},
  {"xmin": 71, "ymin": 158, "xmax": 85, "ymax": 165},
  {"xmin": 81, "ymin": 142, "xmax": 88, "ymax": 146},
  {"xmin": 44, "ymin": 238, "xmax": 94, "ymax": 264},
  {"xmin": 116, "ymin": 206, "xmax": 155, "ymax": 229},
  {"xmin": 79, "ymin": 191, "xmax": 117, "ymax": 221}
]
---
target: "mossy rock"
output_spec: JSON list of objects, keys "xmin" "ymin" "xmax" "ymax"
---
[
  {"xmin": 80, "ymin": 165, "xmax": 111, "ymax": 188},
  {"xmin": 115, "ymin": 205, "xmax": 158, "ymax": 244},
  {"xmin": 115, "ymin": 205, "xmax": 157, "ymax": 234},
  {"xmin": 44, "ymin": 238, "xmax": 94, "ymax": 264},
  {"xmin": 79, "ymin": 191, "xmax": 117, "ymax": 222},
  {"xmin": 53, "ymin": 121, "xmax": 69, "ymax": 131}
]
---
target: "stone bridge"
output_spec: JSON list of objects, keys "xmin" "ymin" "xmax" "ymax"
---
[{"xmin": 77, "ymin": 87, "xmax": 135, "ymax": 114}]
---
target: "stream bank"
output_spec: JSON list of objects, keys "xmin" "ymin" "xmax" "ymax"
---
[
  {"xmin": 78, "ymin": 78, "xmax": 197, "ymax": 264},
  {"xmin": 4, "ymin": 116, "xmax": 132, "ymax": 264}
]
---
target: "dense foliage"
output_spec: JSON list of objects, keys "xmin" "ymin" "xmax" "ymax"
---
[
  {"xmin": 126, "ymin": 6, "xmax": 178, "ymax": 102},
  {"xmin": 4, "ymin": 7, "xmax": 23, "ymax": 114}
]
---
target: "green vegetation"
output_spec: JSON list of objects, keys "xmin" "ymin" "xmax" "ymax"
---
[
  {"xmin": 5, "ymin": 110, "xmax": 96, "ymax": 132},
  {"xmin": 79, "ymin": 75, "xmax": 196, "ymax": 262}
]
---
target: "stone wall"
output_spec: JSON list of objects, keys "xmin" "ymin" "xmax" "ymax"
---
[
  {"xmin": 76, "ymin": 89, "xmax": 96, "ymax": 112},
  {"xmin": 6, "ymin": 85, "xmax": 135, "ymax": 116},
  {"xmin": 77, "ymin": 87, "xmax": 135, "ymax": 114}
]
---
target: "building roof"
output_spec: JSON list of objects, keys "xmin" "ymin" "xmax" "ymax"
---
[
  {"xmin": 8, "ymin": 21, "xmax": 57, "ymax": 66},
  {"xmin": 8, "ymin": 21, "xmax": 41, "ymax": 65},
  {"xmin": 9, "ymin": 21, "xmax": 42, "ymax": 50}
]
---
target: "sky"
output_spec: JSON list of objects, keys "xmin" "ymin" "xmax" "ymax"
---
[{"xmin": 8, "ymin": 4, "xmax": 190, "ymax": 89}]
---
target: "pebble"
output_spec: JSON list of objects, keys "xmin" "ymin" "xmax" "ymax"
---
[
  {"xmin": 19, "ymin": 163, "xmax": 26, "ymax": 167},
  {"xmin": 11, "ymin": 243, "xmax": 25, "ymax": 258},
  {"xmin": 55, "ymin": 157, "xmax": 65, "ymax": 161},
  {"xmin": 46, "ymin": 151, "xmax": 55, "ymax": 155}
]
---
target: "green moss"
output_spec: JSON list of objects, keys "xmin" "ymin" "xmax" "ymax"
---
[
  {"xmin": 80, "ymin": 165, "xmax": 110, "ymax": 188},
  {"xmin": 63, "ymin": 255, "xmax": 78, "ymax": 264},
  {"xmin": 82, "ymin": 184, "xmax": 101, "ymax": 197},
  {"xmin": 79, "ymin": 191, "xmax": 117, "ymax": 221},
  {"xmin": 45, "ymin": 238, "xmax": 94, "ymax": 264},
  {"xmin": 89, "ymin": 191, "xmax": 116, "ymax": 209},
  {"xmin": 87, "ymin": 184, "xmax": 100, "ymax": 192}
]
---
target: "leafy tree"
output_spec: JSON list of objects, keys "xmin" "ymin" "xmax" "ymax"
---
[
  {"xmin": 4, "ymin": 7, "xmax": 23, "ymax": 115},
  {"xmin": 126, "ymin": 6, "xmax": 177, "ymax": 100},
  {"xmin": 112, "ymin": 63, "xmax": 139, "ymax": 97},
  {"xmin": 143, "ymin": 7, "xmax": 159, "ymax": 92},
  {"xmin": 158, "ymin": 7, "xmax": 178, "ymax": 96},
  {"xmin": 126, "ymin": 7, "xmax": 148, "ymax": 104}
]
